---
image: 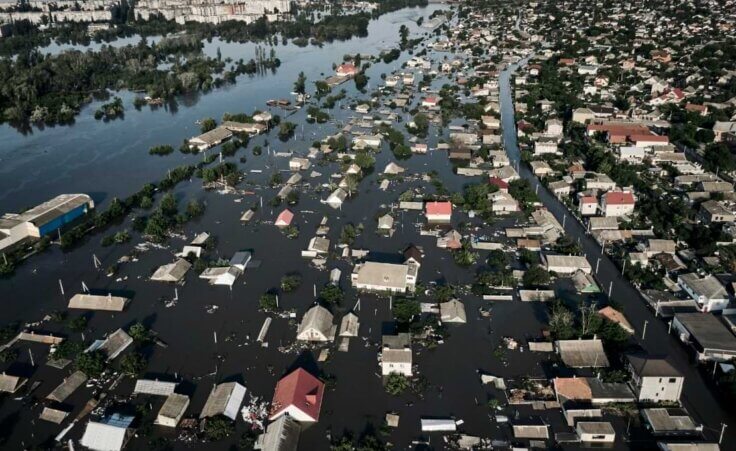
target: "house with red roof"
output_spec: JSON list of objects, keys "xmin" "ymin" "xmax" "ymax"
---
[
  {"xmin": 275, "ymin": 209, "xmax": 294, "ymax": 228},
  {"xmin": 336, "ymin": 63, "xmax": 359, "ymax": 77},
  {"xmin": 600, "ymin": 192, "xmax": 635, "ymax": 217},
  {"xmin": 421, "ymin": 96, "xmax": 439, "ymax": 108},
  {"xmin": 649, "ymin": 88, "xmax": 685, "ymax": 106},
  {"xmin": 425, "ymin": 201, "xmax": 452, "ymax": 223},
  {"xmin": 269, "ymin": 368, "xmax": 325, "ymax": 423},
  {"xmin": 488, "ymin": 176, "xmax": 509, "ymax": 193}
]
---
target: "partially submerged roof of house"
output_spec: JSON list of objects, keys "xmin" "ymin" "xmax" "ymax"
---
[
  {"xmin": 260, "ymin": 415, "xmax": 301, "ymax": 451},
  {"xmin": 80, "ymin": 414, "xmax": 134, "ymax": 451},
  {"xmin": 297, "ymin": 305, "xmax": 334, "ymax": 338},
  {"xmin": 353, "ymin": 262, "xmax": 409, "ymax": 290},
  {"xmin": 68, "ymin": 294, "xmax": 129, "ymax": 312},
  {"xmin": 151, "ymin": 259, "xmax": 191, "ymax": 282},
  {"xmin": 47, "ymin": 370, "xmax": 87, "ymax": 402},
  {"xmin": 270, "ymin": 368, "xmax": 325, "ymax": 421},
  {"xmin": 87, "ymin": 328, "xmax": 133, "ymax": 361},
  {"xmin": 0, "ymin": 373, "xmax": 27, "ymax": 393}
]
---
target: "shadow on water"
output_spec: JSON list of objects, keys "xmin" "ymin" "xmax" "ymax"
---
[{"xmin": 284, "ymin": 350, "xmax": 319, "ymax": 378}]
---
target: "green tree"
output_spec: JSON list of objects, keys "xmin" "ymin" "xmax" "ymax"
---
[
  {"xmin": 523, "ymin": 265, "xmax": 550, "ymax": 287},
  {"xmin": 294, "ymin": 71, "xmax": 306, "ymax": 95},
  {"xmin": 200, "ymin": 117, "xmax": 217, "ymax": 133},
  {"xmin": 354, "ymin": 151, "xmax": 375, "ymax": 169},
  {"xmin": 68, "ymin": 316, "xmax": 88, "ymax": 332},
  {"xmin": 120, "ymin": 352, "xmax": 147, "ymax": 376},
  {"xmin": 319, "ymin": 285, "xmax": 344, "ymax": 305},
  {"xmin": 128, "ymin": 322, "xmax": 151, "ymax": 343},
  {"xmin": 77, "ymin": 350, "xmax": 106, "ymax": 377},
  {"xmin": 393, "ymin": 298, "xmax": 419, "ymax": 324}
]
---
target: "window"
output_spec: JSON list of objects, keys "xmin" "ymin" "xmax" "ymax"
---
[{"xmin": 668, "ymin": 378, "xmax": 677, "ymax": 383}]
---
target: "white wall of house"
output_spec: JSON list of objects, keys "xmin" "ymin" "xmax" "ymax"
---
[{"xmin": 635, "ymin": 376, "xmax": 684, "ymax": 403}]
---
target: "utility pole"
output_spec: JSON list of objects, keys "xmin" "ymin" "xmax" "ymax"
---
[
  {"xmin": 668, "ymin": 320, "xmax": 672, "ymax": 334},
  {"xmin": 720, "ymin": 422, "xmax": 727, "ymax": 444},
  {"xmin": 642, "ymin": 320, "xmax": 648, "ymax": 340},
  {"xmin": 608, "ymin": 281, "xmax": 613, "ymax": 298},
  {"xmin": 595, "ymin": 257, "xmax": 601, "ymax": 274}
]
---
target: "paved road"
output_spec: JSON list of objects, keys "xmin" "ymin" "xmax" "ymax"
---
[{"xmin": 498, "ymin": 57, "xmax": 734, "ymax": 447}]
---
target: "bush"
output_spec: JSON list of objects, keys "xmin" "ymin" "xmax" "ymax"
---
[
  {"xmin": 204, "ymin": 415, "xmax": 234, "ymax": 441},
  {"xmin": 259, "ymin": 293, "xmax": 278, "ymax": 311},
  {"xmin": 384, "ymin": 373, "xmax": 410, "ymax": 395}
]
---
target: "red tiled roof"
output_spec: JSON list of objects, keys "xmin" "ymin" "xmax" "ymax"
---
[
  {"xmin": 276, "ymin": 209, "xmax": 294, "ymax": 225},
  {"xmin": 488, "ymin": 177, "xmax": 509, "ymax": 189},
  {"xmin": 269, "ymin": 368, "xmax": 325, "ymax": 421},
  {"xmin": 629, "ymin": 134, "xmax": 668, "ymax": 143},
  {"xmin": 603, "ymin": 192, "xmax": 635, "ymax": 205},
  {"xmin": 426, "ymin": 201, "xmax": 452, "ymax": 216},
  {"xmin": 554, "ymin": 377, "xmax": 592, "ymax": 401},
  {"xmin": 337, "ymin": 63, "xmax": 358, "ymax": 74}
]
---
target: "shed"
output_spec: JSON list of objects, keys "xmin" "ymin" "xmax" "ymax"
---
[
  {"xmin": 200, "ymin": 382, "xmax": 246, "ymax": 420},
  {"xmin": 0, "ymin": 373, "xmax": 27, "ymax": 393},
  {"xmin": 556, "ymin": 339, "xmax": 610, "ymax": 368},
  {"xmin": 86, "ymin": 328, "xmax": 133, "ymax": 361},
  {"xmin": 156, "ymin": 393, "xmax": 190, "ymax": 427},
  {"xmin": 577, "ymin": 421, "xmax": 615, "ymax": 443},
  {"xmin": 339, "ymin": 312, "xmax": 360, "ymax": 337},
  {"xmin": 134, "ymin": 379, "xmax": 177, "ymax": 396},
  {"xmin": 439, "ymin": 299, "xmax": 467, "ymax": 323},
  {"xmin": 39, "ymin": 406, "xmax": 69, "ymax": 424},
  {"xmin": 421, "ymin": 418, "xmax": 457, "ymax": 432}
]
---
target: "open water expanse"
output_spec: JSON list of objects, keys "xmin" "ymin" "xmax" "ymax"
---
[{"xmin": 0, "ymin": 4, "xmax": 734, "ymax": 450}]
